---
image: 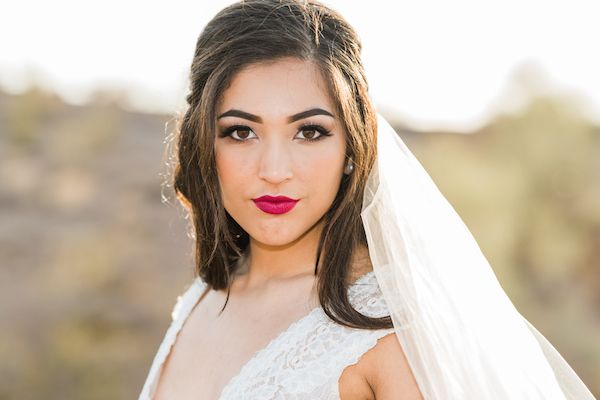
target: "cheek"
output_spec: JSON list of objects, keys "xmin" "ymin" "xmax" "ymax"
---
[
  {"xmin": 298, "ymin": 145, "xmax": 346, "ymax": 196},
  {"xmin": 215, "ymin": 148, "xmax": 252, "ymax": 207}
]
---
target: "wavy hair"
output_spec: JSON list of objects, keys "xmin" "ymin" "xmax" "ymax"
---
[{"xmin": 170, "ymin": 0, "xmax": 391, "ymax": 330}]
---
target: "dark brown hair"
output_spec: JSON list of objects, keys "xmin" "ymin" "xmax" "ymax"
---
[{"xmin": 170, "ymin": 0, "xmax": 392, "ymax": 330}]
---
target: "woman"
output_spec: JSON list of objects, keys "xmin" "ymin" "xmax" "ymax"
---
[{"xmin": 140, "ymin": 1, "xmax": 595, "ymax": 399}]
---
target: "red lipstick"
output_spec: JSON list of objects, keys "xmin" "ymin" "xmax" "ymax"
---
[{"xmin": 252, "ymin": 195, "xmax": 299, "ymax": 215}]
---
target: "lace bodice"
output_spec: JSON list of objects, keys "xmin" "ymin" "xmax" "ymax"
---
[{"xmin": 139, "ymin": 269, "xmax": 394, "ymax": 400}]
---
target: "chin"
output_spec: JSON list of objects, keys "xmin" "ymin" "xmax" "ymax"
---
[
  {"xmin": 248, "ymin": 227, "xmax": 305, "ymax": 248},
  {"xmin": 251, "ymin": 234, "xmax": 297, "ymax": 248}
]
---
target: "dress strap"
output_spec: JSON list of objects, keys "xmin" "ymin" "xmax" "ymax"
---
[{"xmin": 138, "ymin": 278, "xmax": 207, "ymax": 400}]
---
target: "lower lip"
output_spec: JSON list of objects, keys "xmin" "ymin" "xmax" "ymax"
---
[{"xmin": 253, "ymin": 200, "xmax": 299, "ymax": 215}]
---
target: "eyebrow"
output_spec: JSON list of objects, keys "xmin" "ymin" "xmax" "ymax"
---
[{"xmin": 216, "ymin": 108, "xmax": 334, "ymax": 123}]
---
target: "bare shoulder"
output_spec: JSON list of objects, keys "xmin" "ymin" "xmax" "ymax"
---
[
  {"xmin": 343, "ymin": 246, "xmax": 423, "ymax": 398},
  {"xmin": 360, "ymin": 332, "xmax": 424, "ymax": 400}
]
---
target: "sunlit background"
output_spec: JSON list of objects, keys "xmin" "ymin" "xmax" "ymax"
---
[{"xmin": 1, "ymin": 1, "xmax": 599, "ymax": 398}]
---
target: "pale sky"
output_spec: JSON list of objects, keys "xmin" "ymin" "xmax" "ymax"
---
[{"xmin": 1, "ymin": 0, "xmax": 599, "ymax": 131}]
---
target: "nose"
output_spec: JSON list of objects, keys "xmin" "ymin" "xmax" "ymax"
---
[{"xmin": 257, "ymin": 139, "xmax": 293, "ymax": 184}]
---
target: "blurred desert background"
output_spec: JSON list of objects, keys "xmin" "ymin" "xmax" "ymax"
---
[
  {"xmin": 1, "ymin": 0, "xmax": 599, "ymax": 399},
  {"xmin": 1, "ymin": 66, "xmax": 599, "ymax": 399}
]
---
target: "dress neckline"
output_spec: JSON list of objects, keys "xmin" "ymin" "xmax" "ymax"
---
[
  {"xmin": 216, "ymin": 269, "xmax": 377, "ymax": 398},
  {"xmin": 150, "ymin": 269, "xmax": 377, "ymax": 400}
]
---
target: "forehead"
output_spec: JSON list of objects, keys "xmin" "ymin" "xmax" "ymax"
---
[{"xmin": 217, "ymin": 58, "xmax": 336, "ymax": 118}]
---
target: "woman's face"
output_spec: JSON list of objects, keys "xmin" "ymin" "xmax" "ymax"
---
[{"xmin": 215, "ymin": 57, "xmax": 348, "ymax": 247}]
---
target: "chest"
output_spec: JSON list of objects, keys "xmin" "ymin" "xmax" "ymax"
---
[
  {"xmin": 145, "ymin": 274, "xmax": 392, "ymax": 400},
  {"xmin": 152, "ymin": 286, "xmax": 321, "ymax": 400}
]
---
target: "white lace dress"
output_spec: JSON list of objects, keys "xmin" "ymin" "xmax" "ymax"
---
[{"xmin": 138, "ymin": 269, "xmax": 394, "ymax": 399}]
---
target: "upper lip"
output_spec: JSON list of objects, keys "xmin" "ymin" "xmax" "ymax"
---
[{"xmin": 253, "ymin": 195, "xmax": 299, "ymax": 202}]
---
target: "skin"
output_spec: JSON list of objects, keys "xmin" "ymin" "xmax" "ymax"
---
[
  {"xmin": 214, "ymin": 57, "xmax": 347, "ymax": 290},
  {"xmin": 210, "ymin": 57, "xmax": 423, "ymax": 399}
]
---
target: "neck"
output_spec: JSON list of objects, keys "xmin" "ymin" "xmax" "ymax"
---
[{"xmin": 234, "ymin": 221, "xmax": 324, "ymax": 291}]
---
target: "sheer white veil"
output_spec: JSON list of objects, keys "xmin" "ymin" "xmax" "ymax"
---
[{"xmin": 361, "ymin": 112, "xmax": 596, "ymax": 399}]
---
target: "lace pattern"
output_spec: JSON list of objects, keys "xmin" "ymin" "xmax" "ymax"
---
[{"xmin": 139, "ymin": 271, "xmax": 394, "ymax": 400}]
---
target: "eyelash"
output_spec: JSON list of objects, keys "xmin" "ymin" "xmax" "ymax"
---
[{"xmin": 218, "ymin": 124, "xmax": 332, "ymax": 143}]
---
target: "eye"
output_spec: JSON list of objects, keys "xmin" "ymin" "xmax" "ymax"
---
[
  {"xmin": 295, "ymin": 124, "xmax": 331, "ymax": 142},
  {"xmin": 219, "ymin": 125, "xmax": 257, "ymax": 142}
]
